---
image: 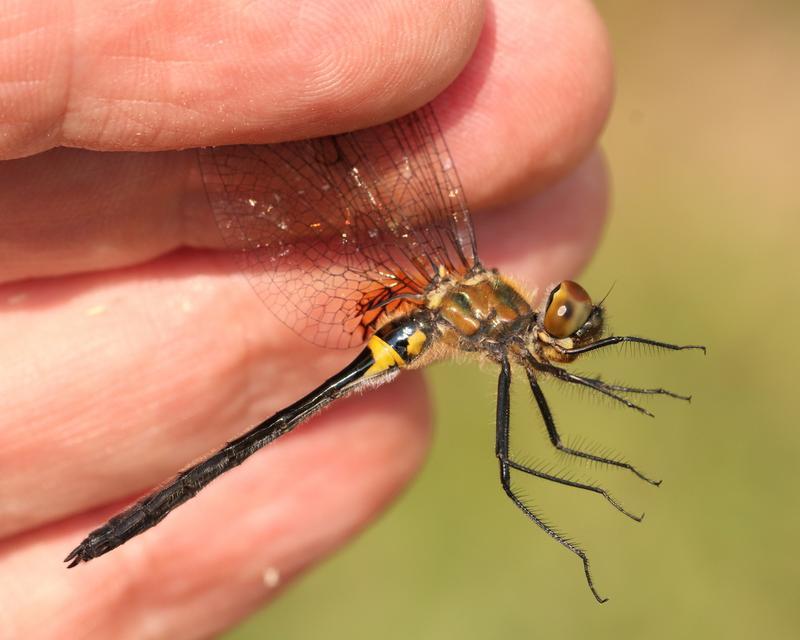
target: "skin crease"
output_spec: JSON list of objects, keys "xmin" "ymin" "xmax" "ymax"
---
[{"xmin": 0, "ymin": 1, "xmax": 613, "ymax": 638}]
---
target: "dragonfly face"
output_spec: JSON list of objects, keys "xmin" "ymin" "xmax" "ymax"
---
[
  {"xmin": 530, "ymin": 280, "xmax": 606, "ymax": 365},
  {"xmin": 65, "ymin": 103, "xmax": 704, "ymax": 604}
]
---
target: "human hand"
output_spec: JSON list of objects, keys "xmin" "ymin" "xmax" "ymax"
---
[{"xmin": 0, "ymin": 1, "xmax": 612, "ymax": 637}]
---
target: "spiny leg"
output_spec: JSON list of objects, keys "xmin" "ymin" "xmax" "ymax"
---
[
  {"xmin": 561, "ymin": 336, "xmax": 706, "ymax": 357},
  {"xmin": 496, "ymin": 356, "xmax": 607, "ymax": 603},
  {"xmin": 506, "ymin": 459, "xmax": 643, "ymax": 522},
  {"xmin": 600, "ymin": 382, "xmax": 691, "ymax": 401},
  {"xmin": 526, "ymin": 368, "xmax": 661, "ymax": 486},
  {"xmin": 559, "ymin": 370, "xmax": 692, "ymax": 411},
  {"xmin": 559, "ymin": 371, "xmax": 693, "ymax": 409},
  {"xmin": 533, "ymin": 362, "xmax": 657, "ymax": 417}
]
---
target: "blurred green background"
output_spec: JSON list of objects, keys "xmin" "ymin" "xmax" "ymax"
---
[{"xmin": 229, "ymin": 1, "xmax": 799, "ymax": 637}]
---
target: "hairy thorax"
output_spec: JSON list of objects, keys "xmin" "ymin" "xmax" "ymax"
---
[{"xmin": 427, "ymin": 269, "xmax": 533, "ymax": 355}]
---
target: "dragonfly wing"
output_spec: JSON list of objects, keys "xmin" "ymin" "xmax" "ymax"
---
[{"xmin": 199, "ymin": 103, "xmax": 477, "ymax": 348}]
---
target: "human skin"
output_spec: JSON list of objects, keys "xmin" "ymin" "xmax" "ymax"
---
[{"xmin": 0, "ymin": 0, "xmax": 612, "ymax": 637}]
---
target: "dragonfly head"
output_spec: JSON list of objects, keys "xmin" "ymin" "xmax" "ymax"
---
[{"xmin": 529, "ymin": 280, "xmax": 605, "ymax": 363}]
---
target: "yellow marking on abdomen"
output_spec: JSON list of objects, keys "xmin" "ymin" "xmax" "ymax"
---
[
  {"xmin": 407, "ymin": 330, "xmax": 427, "ymax": 357},
  {"xmin": 366, "ymin": 335, "xmax": 406, "ymax": 376}
]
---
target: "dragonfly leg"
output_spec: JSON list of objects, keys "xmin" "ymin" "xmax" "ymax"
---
[
  {"xmin": 495, "ymin": 356, "xmax": 607, "ymax": 604},
  {"xmin": 505, "ymin": 458, "xmax": 643, "ymax": 522},
  {"xmin": 561, "ymin": 335, "xmax": 705, "ymax": 357},
  {"xmin": 525, "ymin": 368, "xmax": 661, "ymax": 486}
]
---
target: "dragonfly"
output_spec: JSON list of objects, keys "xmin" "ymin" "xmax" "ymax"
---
[{"xmin": 64, "ymin": 103, "xmax": 704, "ymax": 602}]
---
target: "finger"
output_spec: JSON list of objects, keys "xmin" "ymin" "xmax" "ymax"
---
[
  {"xmin": 0, "ymin": 150, "xmax": 607, "ymax": 538},
  {"xmin": 0, "ymin": 376, "xmax": 432, "ymax": 639},
  {"xmin": 0, "ymin": 0, "xmax": 612, "ymax": 283},
  {"xmin": 1, "ymin": 0, "xmax": 485, "ymax": 158}
]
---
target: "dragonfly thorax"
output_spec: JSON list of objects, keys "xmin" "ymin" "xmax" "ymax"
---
[{"xmin": 429, "ymin": 269, "xmax": 534, "ymax": 352}]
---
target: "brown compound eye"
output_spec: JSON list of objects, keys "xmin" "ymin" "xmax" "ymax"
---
[{"xmin": 543, "ymin": 281, "xmax": 593, "ymax": 338}]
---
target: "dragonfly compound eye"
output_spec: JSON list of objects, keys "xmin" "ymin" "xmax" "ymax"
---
[{"xmin": 543, "ymin": 280, "xmax": 593, "ymax": 339}]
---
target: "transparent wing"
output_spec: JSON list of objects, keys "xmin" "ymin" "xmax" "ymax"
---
[{"xmin": 198, "ymin": 103, "xmax": 478, "ymax": 348}]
